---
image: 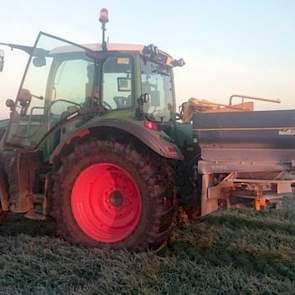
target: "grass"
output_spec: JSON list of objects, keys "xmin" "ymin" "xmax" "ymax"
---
[{"xmin": 0, "ymin": 197, "xmax": 295, "ymax": 295}]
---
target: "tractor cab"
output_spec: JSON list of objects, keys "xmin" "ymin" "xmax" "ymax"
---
[{"xmin": 2, "ymin": 31, "xmax": 183, "ymax": 153}]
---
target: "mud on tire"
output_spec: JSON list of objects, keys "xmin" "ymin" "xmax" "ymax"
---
[
  {"xmin": 0, "ymin": 156, "xmax": 8, "ymax": 224},
  {"xmin": 51, "ymin": 139, "xmax": 176, "ymax": 250}
]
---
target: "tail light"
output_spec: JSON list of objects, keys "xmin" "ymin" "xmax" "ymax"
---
[{"xmin": 144, "ymin": 120, "xmax": 159, "ymax": 131}]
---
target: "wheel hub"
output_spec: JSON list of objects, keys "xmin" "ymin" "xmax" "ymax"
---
[{"xmin": 109, "ymin": 190, "xmax": 124, "ymax": 208}]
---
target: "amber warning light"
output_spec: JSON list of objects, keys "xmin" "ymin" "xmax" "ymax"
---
[{"xmin": 99, "ymin": 8, "xmax": 109, "ymax": 24}]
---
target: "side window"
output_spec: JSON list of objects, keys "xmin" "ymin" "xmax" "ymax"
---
[
  {"xmin": 141, "ymin": 61, "xmax": 173, "ymax": 122},
  {"xmin": 51, "ymin": 58, "xmax": 94, "ymax": 115},
  {"xmin": 102, "ymin": 56, "xmax": 132, "ymax": 109}
]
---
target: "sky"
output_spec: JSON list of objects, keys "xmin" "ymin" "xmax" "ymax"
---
[{"xmin": 0, "ymin": 0, "xmax": 294, "ymax": 118}]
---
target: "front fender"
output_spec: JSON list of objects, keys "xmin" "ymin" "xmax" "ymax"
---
[{"xmin": 50, "ymin": 119, "xmax": 183, "ymax": 163}]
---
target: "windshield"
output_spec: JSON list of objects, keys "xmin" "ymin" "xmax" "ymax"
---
[{"xmin": 141, "ymin": 60, "xmax": 174, "ymax": 122}]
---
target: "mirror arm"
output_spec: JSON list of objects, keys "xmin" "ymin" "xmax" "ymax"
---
[
  {"xmin": 0, "ymin": 42, "xmax": 34, "ymax": 55},
  {"xmin": 0, "ymin": 43, "xmax": 49, "ymax": 56}
]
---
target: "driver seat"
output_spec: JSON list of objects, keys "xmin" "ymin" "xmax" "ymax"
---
[{"xmin": 113, "ymin": 96, "xmax": 132, "ymax": 109}]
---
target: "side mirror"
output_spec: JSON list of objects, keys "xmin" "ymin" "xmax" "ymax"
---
[
  {"xmin": 5, "ymin": 99, "xmax": 15, "ymax": 111},
  {"xmin": 142, "ymin": 93, "xmax": 151, "ymax": 104},
  {"xmin": 136, "ymin": 93, "xmax": 151, "ymax": 120},
  {"xmin": 33, "ymin": 56, "xmax": 46, "ymax": 67},
  {"xmin": 0, "ymin": 50, "xmax": 4, "ymax": 72}
]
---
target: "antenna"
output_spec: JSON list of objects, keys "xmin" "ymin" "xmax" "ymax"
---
[{"xmin": 99, "ymin": 8, "xmax": 109, "ymax": 51}]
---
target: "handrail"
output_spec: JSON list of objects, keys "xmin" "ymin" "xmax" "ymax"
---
[
  {"xmin": 229, "ymin": 94, "xmax": 281, "ymax": 106},
  {"xmin": 190, "ymin": 98, "xmax": 246, "ymax": 111}
]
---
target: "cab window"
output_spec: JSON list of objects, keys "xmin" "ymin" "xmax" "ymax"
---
[
  {"xmin": 102, "ymin": 56, "xmax": 133, "ymax": 109},
  {"xmin": 141, "ymin": 60, "xmax": 174, "ymax": 122},
  {"xmin": 50, "ymin": 57, "xmax": 95, "ymax": 115}
]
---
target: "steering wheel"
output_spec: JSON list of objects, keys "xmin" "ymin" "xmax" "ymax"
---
[{"xmin": 102, "ymin": 101, "xmax": 113, "ymax": 110}]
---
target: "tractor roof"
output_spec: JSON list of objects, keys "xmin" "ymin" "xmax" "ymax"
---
[
  {"xmin": 50, "ymin": 43, "xmax": 175, "ymax": 66},
  {"xmin": 86, "ymin": 43, "xmax": 173, "ymax": 60},
  {"xmin": 84, "ymin": 43, "xmax": 147, "ymax": 53}
]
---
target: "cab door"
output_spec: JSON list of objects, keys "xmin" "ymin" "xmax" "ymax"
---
[{"xmin": 4, "ymin": 32, "xmax": 96, "ymax": 150}]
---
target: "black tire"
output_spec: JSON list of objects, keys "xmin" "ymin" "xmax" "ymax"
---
[
  {"xmin": 0, "ymin": 206, "xmax": 7, "ymax": 224},
  {"xmin": 51, "ymin": 139, "xmax": 176, "ymax": 250},
  {"xmin": 0, "ymin": 158, "xmax": 8, "ymax": 224}
]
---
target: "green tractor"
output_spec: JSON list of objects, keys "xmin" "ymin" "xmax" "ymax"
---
[{"xmin": 0, "ymin": 9, "xmax": 294, "ymax": 250}]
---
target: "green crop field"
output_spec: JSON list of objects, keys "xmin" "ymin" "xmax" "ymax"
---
[{"xmin": 0, "ymin": 197, "xmax": 295, "ymax": 295}]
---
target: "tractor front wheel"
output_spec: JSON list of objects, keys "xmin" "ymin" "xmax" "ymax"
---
[{"xmin": 51, "ymin": 139, "xmax": 176, "ymax": 250}]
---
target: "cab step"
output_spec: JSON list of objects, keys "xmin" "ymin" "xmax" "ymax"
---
[{"xmin": 24, "ymin": 194, "xmax": 46, "ymax": 220}]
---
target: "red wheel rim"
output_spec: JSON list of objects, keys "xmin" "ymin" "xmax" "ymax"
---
[{"xmin": 71, "ymin": 163, "xmax": 142, "ymax": 243}]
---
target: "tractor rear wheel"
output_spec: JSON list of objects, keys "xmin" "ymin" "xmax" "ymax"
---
[
  {"xmin": 51, "ymin": 139, "xmax": 176, "ymax": 250},
  {"xmin": 0, "ymin": 160, "xmax": 8, "ymax": 224},
  {"xmin": 0, "ymin": 207, "xmax": 6, "ymax": 224}
]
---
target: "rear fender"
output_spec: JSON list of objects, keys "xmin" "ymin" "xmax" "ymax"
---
[{"xmin": 50, "ymin": 119, "xmax": 183, "ymax": 163}]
